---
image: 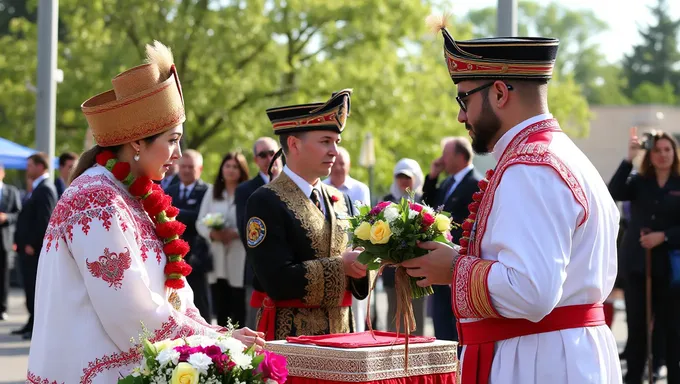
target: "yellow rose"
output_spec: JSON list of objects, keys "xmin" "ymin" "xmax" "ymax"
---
[
  {"xmin": 434, "ymin": 214, "xmax": 451, "ymax": 232},
  {"xmin": 370, "ymin": 220, "xmax": 392, "ymax": 244},
  {"xmin": 153, "ymin": 340, "xmax": 171, "ymax": 352},
  {"xmin": 171, "ymin": 362, "xmax": 199, "ymax": 384},
  {"xmin": 354, "ymin": 222, "xmax": 372, "ymax": 241}
]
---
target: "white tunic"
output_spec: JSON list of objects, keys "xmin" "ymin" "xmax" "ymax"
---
[
  {"xmin": 27, "ymin": 165, "xmax": 223, "ymax": 384},
  {"xmin": 196, "ymin": 185, "xmax": 246, "ymax": 287},
  {"xmin": 461, "ymin": 114, "xmax": 622, "ymax": 383}
]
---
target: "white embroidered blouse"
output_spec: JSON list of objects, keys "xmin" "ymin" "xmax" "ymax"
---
[{"xmin": 26, "ymin": 165, "xmax": 223, "ymax": 384}]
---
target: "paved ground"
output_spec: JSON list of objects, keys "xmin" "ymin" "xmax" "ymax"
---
[{"xmin": 0, "ymin": 288, "xmax": 661, "ymax": 384}]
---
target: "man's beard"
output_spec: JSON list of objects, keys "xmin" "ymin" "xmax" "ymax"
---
[{"xmin": 466, "ymin": 96, "xmax": 502, "ymax": 154}]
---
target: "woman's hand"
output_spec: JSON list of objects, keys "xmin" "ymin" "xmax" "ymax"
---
[
  {"xmin": 209, "ymin": 230, "xmax": 221, "ymax": 241},
  {"xmin": 232, "ymin": 327, "xmax": 265, "ymax": 350},
  {"xmin": 628, "ymin": 126, "xmax": 641, "ymax": 162},
  {"xmin": 220, "ymin": 228, "xmax": 240, "ymax": 245},
  {"xmin": 640, "ymin": 231, "xmax": 665, "ymax": 250}
]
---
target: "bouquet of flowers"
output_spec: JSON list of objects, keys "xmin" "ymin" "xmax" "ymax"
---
[
  {"xmin": 349, "ymin": 197, "xmax": 456, "ymax": 299},
  {"xmin": 118, "ymin": 334, "xmax": 288, "ymax": 384},
  {"xmin": 201, "ymin": 213, "xmax": 227, "ymax": 230}
]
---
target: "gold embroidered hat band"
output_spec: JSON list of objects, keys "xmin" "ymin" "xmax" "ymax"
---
[
  {"xmin": 426, "ymin": 15, "xmax": 559, "ymax": 84},
  {"xmin": 81, "ymin": 41, "xmax": 186, "ymax": 147},
  {"xmin": 266, "ymin": 89, "xmax": 352, "ymax": 135}
]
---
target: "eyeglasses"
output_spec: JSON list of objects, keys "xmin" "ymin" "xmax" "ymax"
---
[
  {"xmin": 256, "ymin": 150, "xmax": 276, "ymax": 159},
  {"xmin": 456, "ymin": 82, "xmax": 513, "ymax": 112}
]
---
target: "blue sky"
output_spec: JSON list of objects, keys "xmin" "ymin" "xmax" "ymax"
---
[{"xmin": 446, "ymin": 0, "xmax": 680, "ymax": 63}]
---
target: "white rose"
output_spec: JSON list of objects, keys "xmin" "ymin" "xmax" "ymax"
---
[
  {"xmin": 188, "ymin": 352, "xmax": 213, "ymax": 374},
  {"xmin": 408, "ymin": 209, "xmax": 419, "ymax": 219},
  {"xmin": 216, "ymin": 337, "xmax": 245, "ymax": 354},
  {"xmin": 156, "ymin": 347, "xmax": 180, "ymax": 367},
  {"xmin": 230, "ymin": 350, "xmax": 253, "ymax": 369},
  {"xmin": 382, "ymin": 206, "xmax": 400, "ymax": 223}
]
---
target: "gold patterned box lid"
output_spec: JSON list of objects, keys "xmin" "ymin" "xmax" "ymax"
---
[{"xmin": 265, "ymin": 339, "xmax": 458, "ymax": 382}]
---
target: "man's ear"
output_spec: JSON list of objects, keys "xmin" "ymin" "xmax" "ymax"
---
[{"xmin": 493, "ymin": 81, "xmax": 511, "ymax": 108}]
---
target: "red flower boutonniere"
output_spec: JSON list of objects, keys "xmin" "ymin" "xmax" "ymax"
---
[{"xmin": 330, "ymin": 195, "xmax": 340, "ymax": 204}]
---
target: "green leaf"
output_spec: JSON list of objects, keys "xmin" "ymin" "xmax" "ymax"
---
[{"xmin": 357, "ymin": 251, "xmax": 376, "ymax": 265}]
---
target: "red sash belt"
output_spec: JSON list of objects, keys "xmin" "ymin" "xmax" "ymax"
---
[
  {"xmin": 459, "ymin": 303, "xmax": 605, "ymax": 384},
  {"xmin": 250, "ymin": 290, "xmax": 353, "ymax": 341}
]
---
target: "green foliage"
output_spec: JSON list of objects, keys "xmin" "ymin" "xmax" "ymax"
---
[{"xmin": 622, "ymin": 0, "xmax": 680, "ymax": 100}]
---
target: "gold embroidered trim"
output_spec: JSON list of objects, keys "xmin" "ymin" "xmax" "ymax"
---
[
  {"xmin": 266, "ymin": 173, "xmax": 329, "ymax": 259},
  {"xmin": 470, "ymin": 259, "xmax": 501, "ymax": 318},
  {"xmin": 302, "ymin": 259, "xmax": 325, "ymax": 306},
  {"xmin": 329, "ymin": 306, "xmax": 351, "ymax": 334},
  {"xmin": 293, "ymin": 308, "xmax": 330, "ymax": 336},
  {"xmin": 320, "ymin": 257, "xmax": 347, "ymax": 307},
  {"xmin": 275, "ymin": 308, "xmax": 294, "ymax": 340}
]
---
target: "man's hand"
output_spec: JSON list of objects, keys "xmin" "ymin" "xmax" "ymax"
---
[
  {"xmin": 342, "ymin": 248, "xmax": 367, "ymax": 279},
  {"xmin": 232, "ymin": 327, "xmax": 265, "ymax": 350},
  {"xmin": 25, "ymin": 245, "xmax": 35, "ymax": 256},
  {"xmin": 0, "ymin": 212, "xmax": 6, "ymax": 225},
  {"xmin": 640, "ymin": 231, "xmax": 665, "ymax": 250},
  {"xmin": 401, "ymin": 241, "xmax": 458, "ymax": 287},
  {"xmin": 430, "ymin": 157, "xmax": 445, "ymax": 178}
]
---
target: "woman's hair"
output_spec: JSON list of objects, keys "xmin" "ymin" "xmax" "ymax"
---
[
  {"xmin": 213, "ymin": 152, "xmax": 249, "ymax": 200},
  {"xmin": 69, "ymin": 132, "xmax": 164, "ymax": 184},
  {"xmin": 639, "ymin": 131, "xmax": 680, "ymax": 178}
]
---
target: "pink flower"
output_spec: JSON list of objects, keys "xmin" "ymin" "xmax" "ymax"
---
[
  {"xmin": 257, "ymin": 351, "xmax": 288, "ymax": 383},
  {"xmin": 369, "ymin": 201, "xmax": 392, "ymax": 216},
  {"xmin": 174, "ymin": 345, "xmax": 204, "ymax": 362},
  {"xmin": 409, "ymin": 203, "xmax": 424, "ymax": 213},
  {"xmin": 422, "ymin": 212, "xmax": 435, "ymax": 228},
  {"xmin": 445, "ymin": 231, "xmax": 453, "ymax": 242}
]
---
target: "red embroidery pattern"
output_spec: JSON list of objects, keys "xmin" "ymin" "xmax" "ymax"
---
[
  {"xmin": 26, "ymin": 371, "xmax": 63, "ymax": 384},
  {"xmin": 80, "ymin": 314, "xmax": 202, "ymax": 384},
  {"xmin": 86, "ymin": 247, "xmax": 132, "ymax": 290},
  {"xmin": 44, "ymin": 173, "xmax": 163, "ymax": 263}
]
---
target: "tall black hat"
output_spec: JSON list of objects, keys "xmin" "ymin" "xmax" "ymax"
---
[
  {"xmin": 426, "ymin": 15, "xmax": 559, "ymax": 84},
  {"xmin": 266, "ymin": 89, "xmax": 352, "ymax": 135}
]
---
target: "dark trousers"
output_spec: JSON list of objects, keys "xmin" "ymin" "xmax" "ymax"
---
[
  {"xmin": 624, "ymin": 272, "xmax": 680, "ymax": 384},
  {"xmin": 211, "ymin": 278, "xmax": 245, "ymax": 328},
  {"xmin": 18, "ymin": 251, "xmax": 38, "ymax": 330},
  {"xmin": 186, "ymin": 271, "xmax": 212, "ymax": 323},
  {"xmin": 432, "ymin": 284, "xmax": 458, "ymax": 341},
  {"xmin": 0, "ymin": 248, "xmax": 8, "ymax": 314}
]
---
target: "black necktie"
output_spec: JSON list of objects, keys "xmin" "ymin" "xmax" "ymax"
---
[
  {"xmin": 310, "ymin": 189, "xmax": 323, "ymax": 212},
  {"xmin": 443, "ymin": 176, "xmax": 457, "ymax": 202},
  {"xmin": 181, "ymin": 187, "xmax": 189, "ymax": 201}
]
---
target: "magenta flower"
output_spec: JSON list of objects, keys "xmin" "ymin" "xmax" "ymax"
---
[
  {"xmin": 256, "ymin": 351, "xmax": 288, "ymax": 383},
  {"xmin": 369, "ymin": 201, "xmax": 392, "ymax": 216}
]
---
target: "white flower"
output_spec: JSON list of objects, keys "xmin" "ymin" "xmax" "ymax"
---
[
  {"xmin": 216, "ymin": 337, "xmax": 245, "ymax": 354},
  {"xmin": 266, "ymin": 379, "xmax": 279, "ymax": 384},
  {"xmin": 188, "ymin": 352, "xmax": 213, "ymax": 374},
  {"xmin": 156, "ymin": 348, "xmax": 180, "ymax": 367},
  {"xmin": 408, "ymin": 209, "xmax": 419, "ymax": 220},
  {"xmin": 186, "ymin": 335, "xmax": 213, "ymax": 347},
  {"xmin": 382, "ymin": 206, "xmax": 400, "ymax": 223},
  {"xmin": 230, "ymin": 350, "xmax": 253, "ymax": 369}
]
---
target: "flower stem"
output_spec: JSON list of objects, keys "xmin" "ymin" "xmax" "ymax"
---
[{"xmin": 409, "ymin": 277, "xmax": 434, "ymax": 299}]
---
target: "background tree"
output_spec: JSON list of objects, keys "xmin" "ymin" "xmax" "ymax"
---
[{"xmin": 622, "ymin": 0, "xmax": 680, "ymax": 102}]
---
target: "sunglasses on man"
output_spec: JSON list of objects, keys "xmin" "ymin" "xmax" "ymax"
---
[
  {"xmin": 256, "ymin": 150, "xmax": 276, "ymax": 159},
  {"xmin": 456, "ymin": 82, "xmax": 513, "ymax": 112}
]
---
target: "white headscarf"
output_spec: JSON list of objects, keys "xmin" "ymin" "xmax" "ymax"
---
[{"xmin": 389, "ymin": 158, "xmax": 424, "ymax": 199}]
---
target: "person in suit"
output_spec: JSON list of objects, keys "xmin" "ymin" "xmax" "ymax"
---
[
  {"xmin": 234, "ymin": 136, "xmax": 282, "ymax": 329},
  {"xmin": 245, "ymin": 89, "xmax": 370, "ymax": 340},
  {"xmin": 166, "ymin": 149, "xmax": 213, "ymax": 321},
  {"xmin": 13, "ymin": 152, "xmax": 58, "ymax": 339},
  {"xmin": 0, "ymin": 163, "xmax": 22, "ymax": 320},
  {"xmin": 55, "ymin": 152, "xmax": 78, "ymax": 198},
  {"xmin": 380, "ymin": 158, "xmax": 427, "ymax": 335},
  {"xmin": 421, "ymin": 136, "xmax": 481, "ymax": 342}
]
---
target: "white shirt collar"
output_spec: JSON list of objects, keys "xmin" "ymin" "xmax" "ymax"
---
[
  {"xmin": 259, "ymin": 171, "xmax": 270, "ymax": 184},
  {"xmin": 32, "ymin": 173, "xmax": 49, "ymax": 190},
  {"xmin": 322, "ymin": 175, "xmax": 355, "ymax": 190},
  {"xmin": 283, "ymin": 165, "xmax": 320, "ymax": 199},
  {"xmin": 492, "ymin": 113, "xmax": 553, "ymax": 161},
  {"xmin": 180, "ymin": 181, "xmax": 197, "ymax": 192},
  {"xmin": 453, "ymin": 163, "xmax": 475, "ymax": 183}
]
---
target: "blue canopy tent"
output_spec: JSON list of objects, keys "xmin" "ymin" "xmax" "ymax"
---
[{"xmin": 0, "ymin": 137, "xmax": 59, "ymax": 169}]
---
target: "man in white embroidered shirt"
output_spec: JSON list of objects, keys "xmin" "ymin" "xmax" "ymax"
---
[{"xmin": 401, "ymin": 16, "xmax": 622, "ymax": 384}]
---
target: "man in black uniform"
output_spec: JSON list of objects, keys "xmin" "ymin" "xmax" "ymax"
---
[{"xmin": 245, "ymin": 89, "xmax": 370, "ymax": 341}]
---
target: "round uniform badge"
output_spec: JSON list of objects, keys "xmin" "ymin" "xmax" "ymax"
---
[{"xmin": 246, "ymin": 217, "xmax": 266, "ymax": 248}]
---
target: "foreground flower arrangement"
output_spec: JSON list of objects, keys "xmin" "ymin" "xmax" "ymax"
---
[
  {"xmin": 349, "ymin": 196, "xmax": 456, "ymax": 299},
  {"xmin": 118, "ymin": 334, "xmax": 288, "ymax": 384}
]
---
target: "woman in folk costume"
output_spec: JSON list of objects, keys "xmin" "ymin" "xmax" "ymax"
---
[
  {"xmin": 26, "ymin": 41, "xmax": 263, "ymax": 384},
  {"xmin": 402, "ymin": 16, "xmax": 621, "ymax": 384}
]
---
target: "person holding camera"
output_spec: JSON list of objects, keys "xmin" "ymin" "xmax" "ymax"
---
[{"xmin": 608, "ymin": 127, "xmax": 680, "ymax": 384}]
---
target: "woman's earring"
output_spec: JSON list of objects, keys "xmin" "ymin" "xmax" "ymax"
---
[{"xmin": 133, "ymin": 151, "xmax": 140, "ymax": 162}]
